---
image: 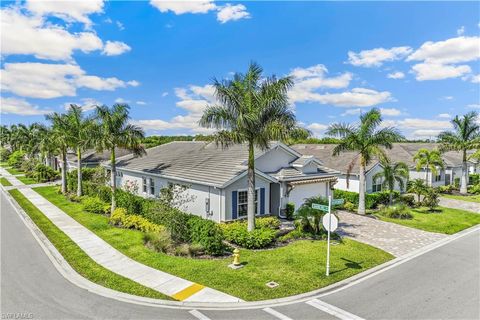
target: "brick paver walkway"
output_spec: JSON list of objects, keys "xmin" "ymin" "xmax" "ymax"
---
[
  {"xmin": 1, "ymin": 168, "xmax": 241, "ymax": 303},
  {"xmin": 440, "ymin": 197, "xmax": 480, "ymax": 214},
  {"xmin": 337, "ymin": 211, "xmax": 447, "ymax": 257}
]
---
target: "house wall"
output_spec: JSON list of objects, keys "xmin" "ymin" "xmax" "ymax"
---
[
  {"xmin": 409, "ymin": 168, "xmax": 446, "ymax": 187},
  {"xmin": 288, "ymin": 182, "xmax": 328, "ymax": 211},
  {"xmin": 333, "ymin": 165, "xmax": 404, "ymax": 194},
  {"xmin": 334, "ymin": 175, "xmax": 360, "ymax": 193},
  {"xmin": 224, "ymin": 174, "xmax": 272, "ymax": 221},
  {"xmin": 255, "ymin": 147, "xmax": 297, "ymax": 173},
  {"xmin": 116, "ymin": 170, "xmax": 224, "ymax": 222}
]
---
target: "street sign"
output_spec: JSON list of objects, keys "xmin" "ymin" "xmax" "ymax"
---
[
  {"xmin": 332, "ymin": 198, "xmax": 344, "ymax": 206},
  {"xmin": 312, "ymin": 203, "xmax": 329, "ymax": 212},
  {"xmin": 322, "ymin": 213, "xmax": 338, "ymax": 232}
]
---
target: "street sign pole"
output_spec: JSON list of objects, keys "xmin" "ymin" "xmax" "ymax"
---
[{"xmin": 326, "ymin": 194, "xmax": 331, "ymax": 276}]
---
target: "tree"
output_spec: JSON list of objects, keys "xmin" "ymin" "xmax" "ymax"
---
[
  {"xmin": 64, "ymin": 105, "xmax": 95, "ymax": 197},
  {"xmin": 373, "ymin": 158, "xmax": 409, "ymax": 205},
  {"xmin": 199, "ymin": 62, "xmax": 300, "ymax": 231},
  {"xmin": 45, "ymin": 113, "xmax": 71, "ymax": 194},
  {"xmin": 423, "ymin": 187, "xmax": 440, "ymax": 212},
  {"xmin": 408, "ymin": 178, "xmax": 427, "ymax": 204},
  {"xmin": 413, "ymin": 148, "xmax": 444, "ymax": 186},
  {"xmin": 438, "ymin": 112, "xmax": 480, "ymax": 194},
  {"xmin": 94, "ymin": 104, "xmax": 145, "ymax": 213},
  {"xmin": 326, "ymin": 108, "xmax": 405, "ymax": 215}
]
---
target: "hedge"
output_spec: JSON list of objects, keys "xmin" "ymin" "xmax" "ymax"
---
[{"xmin": 333, "ymin": 189, "xmax": 400, "ymax": 209}]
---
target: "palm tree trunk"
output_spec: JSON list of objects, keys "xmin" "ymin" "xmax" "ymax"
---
[
  {"xmin": 425, "ymin": 166, "xmax": 429, "ymax": 187},
  {"xmin": 77, "ymin": 148, "xmax": 82, "ymax": 197},
  {"xmin": 61, "ymin": 150, "xmax": 67, "ymax": 194},
  {"xmin": 389, "ymin": 190, "xmax": 393, "ymax": 206},
  {"xmin": 110, "ymin": 148, "xmax": 116, "ymax": 214},
  {"xmin": 358, "ymin": 157, "xmax": 366, "ymax": 215},
  {"xmin": 460, "ymin": 150, "xmax": 468, "ymax": 194},
  {"xmin": 247, "ymin": 142, "xmax": 256, "ymax": 232}
]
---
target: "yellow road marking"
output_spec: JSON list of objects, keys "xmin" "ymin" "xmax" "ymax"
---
[{"xmin": 172, "ymin": 283, "xmax": 205, "ymax": 301}]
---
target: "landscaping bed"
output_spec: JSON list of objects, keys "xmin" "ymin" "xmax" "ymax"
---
[{"xmin": 34, "ymin": 186, "xmax": 393, "ymax": 301}]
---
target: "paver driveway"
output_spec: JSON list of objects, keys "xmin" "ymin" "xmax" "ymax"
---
[
  {"xmin": 439, "ymin": 196, "xmax": 480, "ymax": 214},
  {"xmin": 337, "ymin": 211, "xmax": 447, "ymax": 257}
]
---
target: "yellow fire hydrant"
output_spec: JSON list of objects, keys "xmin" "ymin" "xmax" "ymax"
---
[{"xmin": 232, "ymin": 248, "xmax": 240, "ymax": 266}]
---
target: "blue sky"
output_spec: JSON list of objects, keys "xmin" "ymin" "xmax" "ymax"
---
[{"xmin": 1, "ymin": 1, "xmax": 479, "ymax": 139}]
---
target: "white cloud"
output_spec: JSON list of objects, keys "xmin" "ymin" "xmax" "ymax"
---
[
  {"xmin": 410, "ymin": 63, "xmax": 471, "ymax": 81},
  {"xmin": 468, "ymin": 104, "xmax": 480, "ymax": 109},
  {"xmin": 63, "ymin": 98, "xmax": 101, "ymax": 111},
  {"xmin": 397, "ymin": 118, "xmax": 452, "ymax": 130},
  {"xmin": 114, "ymin": 98, "xmax": 130, "ymax": 104},
  {"xmin": 1, "ymin": 62, "xmax": 139, "ymax": 99},
  {"xmin": 136, "ymin": 101, "xmax": 147, "ymax": 105},
  {"xmin": 102, "ymin": 41, "xmax": 131, "ymax": 56},
  {"xmin": 380, "ymin": 108, "xmax": 402, "ymax": 116},
  {"xmin": 306, "ymin": 123, "xmax": 328, "ymax": 137},
  {"xmin": 387, "ymin": 71, "xmax": 405, "ymax": 79},
  {"xmin": 116, "ymin": 21, "xmax": 125, "ymax": 31},
  {"xmin": 437, "ymin": 113, "xmax": 451, "ymax": 118},
  {"xmin": 457, "ymin": 26, "xmax": 465, "ymax": 36},
  {"xmin": 441, "ymin": 96, "xmax": 454, "ymax": 100},
  {"xmin": 347, "ymin": 46, "xmax": 412, "ymax": 67},
  {"xmin": 150, "ymin": 0, "xmax": 216, "ymax": 14},
  {"xmin": 294, "ymin": 87, "xmax": 393, "ymax": 108},
  {"xmin": 0, "ymin": 97, "xmax": 52, "ymax": 116},
  {"xmin": 25, "ymin": 0, "xmax": 104, "ymax": 27},
  {"xmin": 1, "ymin": 7, "xmax": 103, "ymax": 61},
  {"xmin": 407, "ymin": 36, "xmax": 480, "ymax": 65},
  {"xmin": 463, "ymin": 74, "xmax": 480, "ymax": 83},
  {"xmin": 341, "ymin": 108, "xmax": 361, "ymax": 116},
  {"xmin": 162, "ymin": 92, "xmax": 169, "ymax": 97},
  {"xmin": 412, "ymin": 129, "xmax": 444, "ymax": 138},
  {"xmin": 217, "ymin": 4, "xmax": 250, "ymax": 23}
]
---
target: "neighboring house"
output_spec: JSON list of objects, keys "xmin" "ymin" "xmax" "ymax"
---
[
  {"xmin": 106, "ymin": 141, "xmax": 339, "ymax": 222},
  {"xmin": 59, "ymin": 149, "xmax": 132, "ymax": 172},
  {"xmin": 293, "ymin": 143, "xmax": 478, "ymax": 192}
]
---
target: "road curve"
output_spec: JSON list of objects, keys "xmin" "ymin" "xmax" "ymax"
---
[{"xmin": 1, "ymin": 190, "xmax": 479, "ymax": 320}]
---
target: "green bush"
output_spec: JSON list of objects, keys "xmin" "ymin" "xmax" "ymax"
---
[
  {"xmin": 143, "ymin": 230, "xmax": 173, "ymax": 254},
  {"xmin": 21, "ymin": 158, "xmax": 39, "ymax": 176},
  {"xmin": 187, "ymin": 216, "xmax": 225, "ymax": 255},
  {"xmin": 343, "ymin": 201, "xmax": 356, "ymax": 212},
  {"xmin": 286, "ymin": 202, "xmax": 295, "ymax": 220},
  {"xmin": 67, "ymin": 168, "xmax": 98, "ymax": 193},
  {"xmin": 82, "ymin": 196, "xmax": 108, "ymax": 214},
  {"xmin": 0, "ymin": 147, "xmax": 11, "ymax": 162},
  {"xmin": 8, "ymin": 150, "xmax": 26, "ymax": 168},
  {"xmin": 438, "ymin": 185, "xmax": 455, "ymax": 194},
  {"xmin": 256, "ymin": 216, "xmax": 281, "ymax": 229},
  {"xmin": 110, "ymin": 208, "xmax": 165, "ymax": 233},
  {"xmin": 115, "ymin": 189, "xmax": 145, "ymax": 215},
  {"xmin": 97, "ymin": 185, "xmax": 112, "ymax": 203},
  {"xmin": 399, "ymin": 194, "xmax": 415, "ymax": 207},
  {"xmin": 33, "ymin": 164, "xmax": 59, "ymax": 182},
  {"xmin": 423, "ymin": 188, "xmax": 440, "ymax": 211},
  {"xmin": 468, "ymin": 184, "xmax": 480, "ymax": 195},
  {"xmin": 454, "ymin": 177, "xmax": 460, "ymax": 188},
  {"xmin": 469, "ymin": 174, "xmax": 480, "ymax": 186},
  {"xmin": 333, "ymin": 189, "xmax": 399, "ymax": 209},
  {"xmin": 220, "ymin": 221, "xmax": 277, "ymax": 249},
  {"xmin": 378, "ymin": 204, "xmax": 413, "ymax": 219}
]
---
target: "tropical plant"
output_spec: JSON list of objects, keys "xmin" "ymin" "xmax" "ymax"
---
[
  {"xmin": 45, "ymin": 112, "xmax": 71, "ymax": 194},
  {"xmin": 64, "ymin": 105, "xmax": 95, "ymax": 196},
  {"xmin": 199, "ymin": 62, "xmax": 301, "ymax": 231},
  {"xmin": 94, "ymin": 104, "xmax": 145, "ymax": 213},
  {"xmin": 413, "ymin": 148, "xmax": 444, "ymax": 186},
  {"xmin": 372, "ymin": 158, "xmax": 409, "ymax": 205},
  {"xmin": 326, "ymin": 108, "xmax": 405, "ymax": 214},
  {"xmin": 438, "ymin": 112, "xmax": 480, "ymax": 194},
  {"xmin": 407, "ymin": 179, "xmax": 427, "ymax": 204},
  {"xmin": 423, "ymin": 187, "xmax": 440, "ymax": 212},
  {"xmin": 0, "ymin": 125, "xmax": 10, "ymax": 148}
]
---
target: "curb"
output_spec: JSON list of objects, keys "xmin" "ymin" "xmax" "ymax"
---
[{"xmin": 2, "ymin": 185, "xmax": 479, "ymax": 310}]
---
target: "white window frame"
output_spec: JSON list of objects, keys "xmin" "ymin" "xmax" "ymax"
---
[
  {"xmin": 149, "ymin": 178, "xmax": 155, "ymax": 195},
  {"xmin": 142, "ymin": 177, "xmax": 147, "ymax": 193},
  {"xmin": 237, "ymin": 188, "xmax": 259, "ymax": 217},
  {"xmin": 372, "ymin": 182, "xmax": 382, "ymax": 193}
]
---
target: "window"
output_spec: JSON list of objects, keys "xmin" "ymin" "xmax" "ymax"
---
[
  {"xmin": 372, "ymin": 183, "xmax": 382, "ymax": 193},
  {"xmin": 237, "ymin": 190, "xmax": 258, "ymax": 217},
  {"xmin": 149, "ymin": 178, "xmax": 155, "ymax": 195},
  {"xmin": 435, "ymin": 174, "xmax": 442, "ymax": 182},
  {"xmin": 142, "ymin": 177, "xmax": 147, "ymax": 193}
]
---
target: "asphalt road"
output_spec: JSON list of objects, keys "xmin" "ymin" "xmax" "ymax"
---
[{"xmin": 1, "ymin": 190, "xmax": 479, "ymax": 320}]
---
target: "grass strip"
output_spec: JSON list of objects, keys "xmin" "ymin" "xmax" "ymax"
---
[{"xmin": 0, "ymin": 177, "xmax": 12, "ymax": 186}]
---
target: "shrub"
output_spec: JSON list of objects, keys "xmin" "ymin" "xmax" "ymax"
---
[
  {"xmin": 67, "ymin": 168, "xmax": 98, "ymax": 193},
  {"xmin": 378, "ymin": 204, "xmax": 413, "ymax": 219},
  {"xmin": 110, "ymin": 208, "xmax": 165, "ymax": 233},
  {"xmin": 468, "ymin": 184, "xmax": 480, "ymax": 195},
  {"xmin": 0, "ymin": 147, "xmax": 11, "ymax": 162},
  {"xmin": 256, "ymin": 217, "xmax": 281, "ymax": 229},
  {"xmin": 469, "ymin": 174, "xmax": 480, "ymax": 186},
  {"xmin": 82, "ymin": 196, "xmax": 108, "ymax": 214},
  {"xmin": 97, "ymin": 185, "xmax": 112, "ymax": 203},
  {"xmin": 438, "ymin": 185, "xmax": 454, "ymax": 194},
  {"xmin": 220, "ymin": 221, "xmax": 277, "ymax": 249},
  {"xmin": 333, "ymin": 189, "xmax": 399, "ymax": 209},
  {"xmin": 115, "ymin": 189, "xmax": 145, "ymax": 215},
  {"xmin": 279, "ymin": 229, "xmax": 310, "ymax": 242},
  {"xmin": 187, "ymin": 216, "xmax": 224, "ymax": 255},
  {"xmin": 21, "ymin": 158, "xmax": 39, "ymax": 176},
  {"xmin": 454, "ymin": 177, "xmax": 460, "ymax": 188},
  {"xmin": 8, "ymin": 150, "xmax": 26, "ymax": 168},
  {"xmin": 33, "ymin": 164, "xmax": 59, "ymax": 182},
  {"xmin": 423, "ymin": 188, "xmax": 440, "ymax": 211},
  {"xmin": 343, "ymin": 201, "xmax": 356, "ymax": 212},
  {"xmin": 399, "ymin": 194, "xmax": 415, "ymax": 207},
  {"xmin": 143, "ymin": 230, "xmax": 173, "ymax": 254},
  {"xmin": 286, "ymin": 202, "xmax": 295, "ymax": 220}
]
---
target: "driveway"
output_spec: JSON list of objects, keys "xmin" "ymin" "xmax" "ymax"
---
[
  {"xmin": 440, "ymin": 196, "xmax": 480, "ymax": 214},
  {"xmin": 337, "ymin": 211, "xmax": 447, "ymax": 257}
]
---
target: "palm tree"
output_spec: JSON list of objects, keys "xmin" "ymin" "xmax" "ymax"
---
[
  {"xmin": 199, "ymin": 62, "xmax": 299, "ymax": 231},
  {"xmin": 326, "ymin": 108, "xmax": 405, "ymax": 215},
  {"xmin": 413, "ymin": 148, "xmax": 444, "ymax": 187},
  {"xmin": 65, "ymin": 105, "xmax": 95, "ymax": 196},
  {"xmin": 0, "ymin": 125, "xmax": 11, "ymax": 148},
  {"xmin": 438, "ymin": 112, "xmax": 480, "ymax": 194},
  {"xmin": 372, "ymin": 158, "xmax": 409, "ymax": 205},
  {"xmin": 408, "ymin": 178, "xmax": 427, "ymax": 204},
  {"xmin": 94, "ymin": 104, "xmax": 145, "ymax": 213},
  {"xmin": 45, "ymin": 113, "xmax": 71, "ymax": 194}
]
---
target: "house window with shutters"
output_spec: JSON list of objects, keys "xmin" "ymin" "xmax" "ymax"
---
[
  {"xmin": 237, "ymin": 190, "xmax": 258, "ymax": 217},
  {"xmin": 142, "ymin": 177, "xmax": 147, "ymax": 193},
  {"xmin": 149, "ymin": 178, "xmax": 155, "ymax": 195}
]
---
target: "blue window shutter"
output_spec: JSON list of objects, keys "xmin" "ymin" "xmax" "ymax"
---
[
  {"xmin": 260, "ymin": 188, "xmax": 265, "ymax": 215},
  {"xmin": 232, "ymin": 191, "xmax": 237, "ymax": 220}
]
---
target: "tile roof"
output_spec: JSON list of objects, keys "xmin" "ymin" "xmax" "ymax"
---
[{"xmin": 67, "ymin": 148, "xmax": 132, "ymax": 164}]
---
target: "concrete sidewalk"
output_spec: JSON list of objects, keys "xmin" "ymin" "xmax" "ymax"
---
[{"xmin": 0, "ymin": 168, "xmax": 241, "ymax": 303}]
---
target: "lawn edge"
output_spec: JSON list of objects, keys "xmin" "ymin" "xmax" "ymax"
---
[{"xmin": 4, "ymin": 184, "xmax": 478, "ymax": 309}]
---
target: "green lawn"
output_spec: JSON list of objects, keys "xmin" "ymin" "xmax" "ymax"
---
[
  {"xmin": 443, "ymin": 194, "xmax": 480, "ymax": 203},
  {"xmin": 0, "ymin": 162, "xmax": 9, "ymax": 167},
  {"xmin": 6, "ymin": 167, "xmax": 23, "ymax": 175},
  {"xmin": 5, "ymin": 167, "xmax": 37, "ymax": 184},
  {"xmin": 8, "ymin": 189, "xmax": 170, "ymax": 300},
  {"xmin": 34, "ymin": 186, "xmax": 393, "ymax": 301},
  {"xmin": 0, "ymin": 177, "xmax": 12, "ymax": 186},
  {"xmin": 378, "ymin": 207, "xmax": 480, "ymax": 235}
]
